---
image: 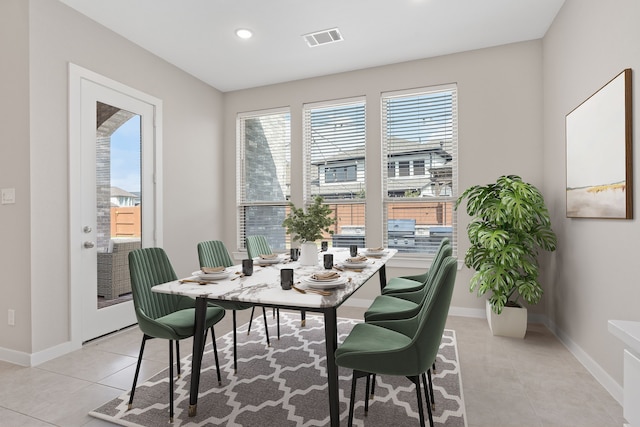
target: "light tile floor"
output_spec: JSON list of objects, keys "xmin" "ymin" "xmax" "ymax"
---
[{"xmin": 0, "ymin": 307, "xmax": 625, "ymax": 427}]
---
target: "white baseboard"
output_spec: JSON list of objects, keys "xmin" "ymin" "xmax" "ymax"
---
[
  {"xmin": 0, "ymin": 340, "xmax": 81, "ymax": 367},
  {"xmin": 544, "ymin": 318, "xmax": 623, "ymax": 405}
]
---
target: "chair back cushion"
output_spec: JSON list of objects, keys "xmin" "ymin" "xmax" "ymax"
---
[
  {"xmin": 198, "ymin": 240, "xmax": 234, "ymax": 268},
  {"xmin": 129, "ymin": 247, "xmax": 181, "ymax": 321},
  {"xmin": 245, "ymin": 235, "xmax": 272, "ymax": 259}
]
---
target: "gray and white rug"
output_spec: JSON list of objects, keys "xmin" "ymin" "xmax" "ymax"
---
[{"xmin": 90, "ymin": 313, "xmax": 466, "ymax": 426}]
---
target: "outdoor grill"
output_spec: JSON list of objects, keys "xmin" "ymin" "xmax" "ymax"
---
[{"xmin": 387, "ymin": 219, "xmax": 416, "ymax": 252}]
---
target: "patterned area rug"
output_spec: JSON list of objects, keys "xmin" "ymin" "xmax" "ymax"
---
[{"xmin": 90, "ymin": 313, "xmax": 466, "ymax": 426}]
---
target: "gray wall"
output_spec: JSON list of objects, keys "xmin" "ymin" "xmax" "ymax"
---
[
  {"xmin": 542, "ymin": 0, "xmax": 640, "ymax": 396},
  {"xmin": 0, "ymin": 0, "xmax": 225, "ymax": 358},
  {"xmin": 0, "ymin": 0, "xmax": 32, "ymax": 353}
]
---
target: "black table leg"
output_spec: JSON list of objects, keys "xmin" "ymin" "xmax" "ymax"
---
[
  {"xmin": 324, "ymin": 308, "xmax": 340, "ymax": 427},
  {"xmin": 188, "ymin": 297, "xmax": 207, "ymax": 417},
  {"xmin": 378, "ymin": 264, "xmax": 387, "ymax": 292}
]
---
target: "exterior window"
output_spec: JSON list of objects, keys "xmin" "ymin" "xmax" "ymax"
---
[
  {"xmin": 237, "ymin": 109, "xmax": 290, "ymax": 251},
  {"xmin": 382, "ymin": 85, "xmax": 457, "ymax": 255},
  {"xmin": 303, "ymin": 98, "xmax": 366, "ymax": 248},
  {"xmin": 325, "ymin": 165, "xmax": 357, "ymax": 183}
]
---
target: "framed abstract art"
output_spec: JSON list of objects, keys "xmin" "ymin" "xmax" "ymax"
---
[{"xmin": 566, "ymin": 68, "xmax": 632, "ymax": 219}]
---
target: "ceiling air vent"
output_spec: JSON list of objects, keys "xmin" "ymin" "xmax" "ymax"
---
[{"xmin": 303, "ymin": 28, "xmax": 343, "ymax": 47}]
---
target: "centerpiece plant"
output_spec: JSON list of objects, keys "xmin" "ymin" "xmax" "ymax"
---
[
  {"xmin": 282, "ymin": 195, "xmax": 336, "ymax": 243},
  {"xmin": 454, "ymin": 175, "xmax": 557, "ymax": 315},
  {"xmin": 282, "ymin": 196, "xmax": 336, "ymax": 265}
]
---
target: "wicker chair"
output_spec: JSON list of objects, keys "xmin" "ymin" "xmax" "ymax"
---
[{"xmin": 97, "ymin": 239, "xmax": 141, "ymax": 299}]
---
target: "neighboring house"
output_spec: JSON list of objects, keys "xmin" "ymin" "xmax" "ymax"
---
[{"xmin": 110, "ymin": 186, "xmax": 138, "ymax": 207}]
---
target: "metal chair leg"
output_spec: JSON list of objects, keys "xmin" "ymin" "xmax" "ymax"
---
[
  {"xmin": 210, "ymin": 327, "xmax": 222, "ymax": 385},
  {"xmin": 169, "ymin": 340, "xmax": 174, "ymax": 422},
  {"xmin": 247, "ymin": 306, "xmax": 256, "ymax": 335},
  {"xmin": 175, "ymin": 340, "xmax": 180, "ymax": 378},
  {"xmin": 128, "ymin": 335, "xmax": 148, "ymax": 410},
  {"xmin": 261, "ymin": 307, "xmax": 271, "ymax": 346},
  {"xmin": 427, "ymin": 369, "xmax": 435, "ymax": 409},
  {"xmin": 232, "ymin": 310, "xmax": 238, "ymax": 373},
  {"xmin": 409, "ymin": 375, "xmax": 426, "ymax": 427},
  {"xmin": 348, "ymin": 372, "xmax": 359, "ymax": 427}
]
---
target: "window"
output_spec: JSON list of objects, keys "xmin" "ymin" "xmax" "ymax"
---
[
  {"xmin": 304, "ymin": 98, "xmax": 366, "ymax": 248},
  {"xmin": 382, "ymin": 85, "xmax": 457, "ymax": 255},
  {"xmin": 237, "ymin": 109, "xmax": 291, "ymax": 251}
]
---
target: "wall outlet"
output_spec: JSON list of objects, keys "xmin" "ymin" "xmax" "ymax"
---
[
  {"xmin": 1, "ymin": 188, "xmax": 15, "ymax": 204},
  {"xmin": 8, "ymin": 309, "xmax": 15, "ymax": 326}
]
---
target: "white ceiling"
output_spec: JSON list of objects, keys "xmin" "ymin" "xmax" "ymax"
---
[{"xmin": 59, "ymin": 0, "xmax": 565, "ymax": 92}]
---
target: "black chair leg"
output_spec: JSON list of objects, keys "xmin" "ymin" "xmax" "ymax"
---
[
  {"xmin": 210, "ymin": 327, "xmax": 222, "ymax": 385},
  {"xmin": 169, "ymin": 340, "xmax": 174, "ymax": 422},
  {"xmin": 300, "ymin": 309, "xmax": 306, "ymax": 327},
  {"xmin": 261, "ymin": 307, "xmax": 271, "ymax": 346},
  {"xmin": 232, "ymin": 310, "xmax": 238, "ymax": 373},
  {"xmin": 247, "ymin": 306, "xmax": 256, "ymax": 335},
  {"xmin": 277, "ymin": 308, "xmax": 281, "ymax": 339},
  {"xmin": 348, "ymin": 372, "xmax": 359, "ymax": 427},
  {"xmin": 364, "ymin": 374, "xmax": 370, "ymax": 414},
  {"xmin": 427, "ymin": 369, "xmax": 435, "ymax": 409},
  {"xmin": 128, "ymin": 335, "xmax": 148, "ymax": 410},
  {"xmin": 371, "ymin": 374, "xmax": 377, "ymax": 398},
  {"xmin": 175, "ymin": 340, "xmax": 180, "ymax": 378},
  {"xmin": 422, "ymin": 373, "xmax": 435, "ymax": 427},
  {"xmin": 408, "ymin": 375, "xmax": 426, "ymax": 427}
]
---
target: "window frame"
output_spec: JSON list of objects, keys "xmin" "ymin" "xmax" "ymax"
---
[
  {"xmin": 381, "ymin": 84, "xmax": 458, "ymax": 258},
  {"xmin": 236, "ymin": 107, "xmax": 291, "ymax": 252}
]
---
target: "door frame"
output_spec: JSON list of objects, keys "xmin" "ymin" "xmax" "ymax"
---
[{"xmin": 68, "ymin": 63, "xmax": 163, "ymax": 346}]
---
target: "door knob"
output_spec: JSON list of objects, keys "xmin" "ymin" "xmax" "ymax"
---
[
  {"xmin": 83, "ymin": 226, "xmax": 92, "ymax": 233},
  {"xmin": 83, "ymin": 241, "xmax": 95, "ymax": 249}
]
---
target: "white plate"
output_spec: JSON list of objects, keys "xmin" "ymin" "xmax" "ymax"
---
[
  {"xmin": 341, "ymin": 261, "xmax": 369, "ymax": 269},
  {"xmin": 363, "ymin": 250, "xmax": 387, "ymax": 257},
  {"xmin": 253, "ymin": 257, "xmax": 281, "ymax": 265},
  {"xmin": 302, "ymin": 276, "xmax": 347, "ymax": 289},
  {"xmin": 193, "ymin": 270, "xmax": 232, "ymax": 280}
]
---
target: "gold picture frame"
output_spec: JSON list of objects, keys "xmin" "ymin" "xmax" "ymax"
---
[{"xmin": 566, "ymin": 69, "xmax": 633, "ymax": 219}]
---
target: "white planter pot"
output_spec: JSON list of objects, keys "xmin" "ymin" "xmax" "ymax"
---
[
  {"xmin": 299, "ymin": 242, "xmax": 318, "ymax": 266},
  {"xmin": 486, "ymin": 299, "xmax": 528, "ymax": 338}
]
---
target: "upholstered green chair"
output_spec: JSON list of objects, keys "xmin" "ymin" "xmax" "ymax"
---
[
  {"xmin": 382, "ymin": 238, "xmax": 450, "ymax": 295},
  {"xmin": 127, "ymin": 247, "xmax": 226, "ymax": 422},
  {"xmin": 364, "ymin": 243, "xmax": 452, "ymax": 322},
  {"xmin": 198, "ymin": 240, "xmax": 271, "ymax": 372},
  {"xmin": 335, "ymin": 257, "xmax": 457, "ymax": 427}
]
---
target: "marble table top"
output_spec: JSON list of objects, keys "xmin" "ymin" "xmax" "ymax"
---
[{"xmin": 152, "ymin": 248, "xmax": 397, "ymax": 309}]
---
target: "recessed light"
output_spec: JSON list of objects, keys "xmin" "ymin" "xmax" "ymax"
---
[{"xmin": 235, "ymin": 28, "xmax": 253, "ymax": 39}]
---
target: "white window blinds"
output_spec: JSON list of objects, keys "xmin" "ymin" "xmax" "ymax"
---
[
  {"xmin": 381, "ymin": 85, "xmax": 457, "ymax": 255},
  {"xmin": 303, "ymin": 99, "xmax": 366, "ymax": 248},
  {"xmin": 237, "ymin": 109, "xmax": 291, "ymax": 251}
]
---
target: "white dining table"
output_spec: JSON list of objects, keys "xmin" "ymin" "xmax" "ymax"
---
[{"xmin": 152, "ymin": 247, "xmax": 396, "ymax": 427}]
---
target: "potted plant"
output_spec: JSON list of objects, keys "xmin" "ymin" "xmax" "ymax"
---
[
  {"xmin": 454, "ymin": 175, "xmax": 557, "ymax": 338},
  {"xmin": 282, "ymin": 195, "xmax": 336, "ymax": 265}
]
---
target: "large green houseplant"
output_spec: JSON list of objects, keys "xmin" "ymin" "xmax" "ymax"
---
[
  {"xmin": 282, "ymin": 196, "xmax": 336, "ymax": 265},
  {"xmin": 455, "ymin": 175, "xmax": 557, "ymax": 315}
]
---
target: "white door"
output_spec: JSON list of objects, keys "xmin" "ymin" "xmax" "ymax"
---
[{"xmin": 69, "ymin": 65, "xmax": 162, "ymax": 342}]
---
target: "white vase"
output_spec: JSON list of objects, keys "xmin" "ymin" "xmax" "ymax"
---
[
  {"xmin": 486, "ymin": 299, "xmax": 528, "ymax": 338},
  {"xmin": 299, "ymin": 242, "xmax": 318, "ymax": 266}
]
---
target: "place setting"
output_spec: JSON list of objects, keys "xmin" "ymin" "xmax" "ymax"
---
[
  {"xmin": 179, "ymin": 266, "xmax": 232, "ymax": 285},
  {"xmin": 253, "ymin": 253, "xmax": 282, "ymax": 266}
]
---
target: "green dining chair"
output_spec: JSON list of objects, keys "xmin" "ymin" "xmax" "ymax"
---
[
  {"xmin": 335, "ymin": 257, "xmax": 457, "ymax": 427},
  {"xmin": 198, "ymin": 240, "xmax": 271, "ymax": 372},
  {"xmin": 127, "ymin": 247, "xmax": 226, "ymax": 422},
  {"xmin": 382, "ymin": 238, "xmax": 450, "ymax": 295},
  {"xmin": 363, "ymin": 244, "xmax": 452, "ymax": 322}
]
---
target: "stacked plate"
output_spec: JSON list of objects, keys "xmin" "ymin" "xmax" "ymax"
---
[
  {"xmin": 341, "ymin": 256, "xmax": 369, "ymax": 269},
  {"xmin": 303, "ymin": 272, "xmax": 347, "ymax": 289},
  {"xmin": 363, "ymin": 248, "xmax": 387, "ymax": 257},
  {"xmin": 254, "ymin": 254, "xmax": 281, "ymax": 265},
  {"xmin": 193, "ymin": 269, "xmax": 232, "ymax": 280}
]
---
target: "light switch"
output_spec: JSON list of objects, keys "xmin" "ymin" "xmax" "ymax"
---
[{"xmin": 1, "ymin": 188, "xmax": 16, "ymax": 204}]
